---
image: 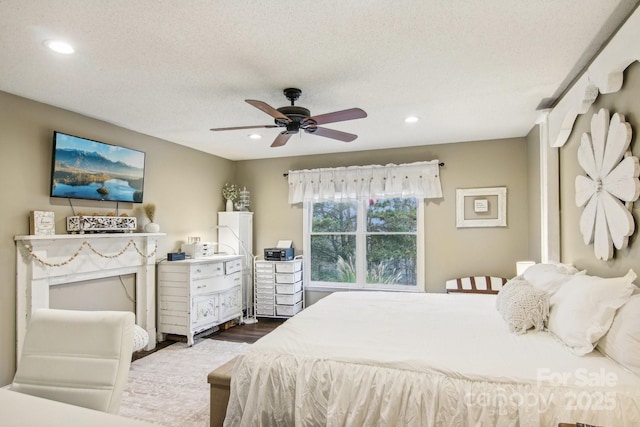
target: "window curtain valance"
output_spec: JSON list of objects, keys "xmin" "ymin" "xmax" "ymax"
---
[{"xmin": 287, "ymin": 160, "xmax": 443, "ymax": 204}]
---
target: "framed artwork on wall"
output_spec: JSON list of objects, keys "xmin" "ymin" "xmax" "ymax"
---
[{"xmin": 456, "ymin": 187, "xmax": 507, "ymax": 228}]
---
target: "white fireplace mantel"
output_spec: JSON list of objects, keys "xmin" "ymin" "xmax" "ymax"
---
[{"xmin": 14, "ymin": 233, "xmax": 164, "ymax": 361}]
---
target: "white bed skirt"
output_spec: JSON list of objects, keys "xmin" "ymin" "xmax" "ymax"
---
[{"xmin": 227, "ymin": 351, "xmax": 639, "ymax": 426}]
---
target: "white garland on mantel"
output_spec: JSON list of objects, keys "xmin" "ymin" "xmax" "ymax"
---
[
  {"xmin": 25, "ymin": 239, "xmax": 159, "ymax": 268},
  {"xmin": 287, "ymin": 160, "xmax": 443, "ymax": 204}
]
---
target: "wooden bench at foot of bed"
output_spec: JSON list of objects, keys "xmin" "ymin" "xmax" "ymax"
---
[{"xmin": 208, "ymin": 356, "xmax": 238, "ymax": 427}]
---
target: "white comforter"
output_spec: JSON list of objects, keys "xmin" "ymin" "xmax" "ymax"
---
[{"xmin": 225, "ymin": 291, "xmax": 640, "ymax": 426}]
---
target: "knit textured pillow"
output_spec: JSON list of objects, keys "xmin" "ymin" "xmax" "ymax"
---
[
  {"xmin": 497, "ymin": 279, "xmax": 550, "ymax": 334},
  {"xmin": 132, "ymin": 324, "xmax": 150, "ymax": 353}
]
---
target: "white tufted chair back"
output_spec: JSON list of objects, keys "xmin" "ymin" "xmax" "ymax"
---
[{"xmin": 11, "ymin": 309, "xmax": 134, "ymax": 414}]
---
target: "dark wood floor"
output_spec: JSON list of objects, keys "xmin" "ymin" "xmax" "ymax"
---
[
  {"xmin": 134, "ymin": 317, "xmax": 284, "ymax": 360},
  {"xmin": 209, "ymin": 317, "xmax": 285, "ymax": 344}
]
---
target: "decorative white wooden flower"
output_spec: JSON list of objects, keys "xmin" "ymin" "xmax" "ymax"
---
[{"xmin": 575, "ymin": 108, "xmax": 640, "ymax": 261}]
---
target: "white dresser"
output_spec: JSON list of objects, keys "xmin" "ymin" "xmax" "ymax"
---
[
  {"xmin": 157, "ymin": 255, "xmax": 243, "ymax": 345},
  {"xmin": 254, "ymin": 258, "xmax": 304, "ymax": 318}
]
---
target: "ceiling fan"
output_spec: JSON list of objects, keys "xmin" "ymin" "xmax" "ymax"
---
[{"xmin": 210, "ymin": 88, "xmax": 367, "ymax": 147}]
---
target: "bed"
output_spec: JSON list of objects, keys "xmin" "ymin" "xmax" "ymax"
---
[{"xmin": 225, "ymin": 287, "xmax": 640, "ymax": 425}]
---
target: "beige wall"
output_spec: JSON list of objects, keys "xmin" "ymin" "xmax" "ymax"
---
[
  {"xmin": 236, "ymin": 137, "xmax": 530, "ymax": 303},
  {"xmin": 559, "ymin": 61, "xmax": 640, "ymax": 276},
  {"xmin": 0, "ymin": 91, "xmax": 235, "ymax": 385}
]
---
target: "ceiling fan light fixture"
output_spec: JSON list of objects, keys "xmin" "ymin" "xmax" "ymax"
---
[
  {"xmin": 43, "ymin": 39, "xmax": 75, "ymax": 54},
  {"xmin": 404, "ymin": 116, "xmax": 419, "ymax": 123},
  {"xmin": 211, "ymin": 88, "xmax": 367, "ymax": 148}
]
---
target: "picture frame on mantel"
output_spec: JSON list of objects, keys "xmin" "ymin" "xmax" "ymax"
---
[
  {"xmin": 29, "ymin": 210, "xmax": 55, "ymax": 235},
  {"xmin": 456, "ymin": 187, "xmax": 507, "ymax": 228}
]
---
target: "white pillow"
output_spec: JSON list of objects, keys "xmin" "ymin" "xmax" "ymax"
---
[
  {"xmin": 597, "ymin": 293, "xmax": 640, "ymax": 375},
  {"xmin": 547, "ymin": 269, "xmax": 636, "ymax": 355},
  {"xmin": 496, "ymin": 279, "xmax": 549, "ymax": 334},
  {"xmin": 522, "ymin": 263, "xmax": 579, "ymax": 296}
]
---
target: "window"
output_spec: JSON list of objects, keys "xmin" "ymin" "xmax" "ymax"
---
[{"xmin": 304, "ymin": 197, "xmax": 424, "ymax": 291}]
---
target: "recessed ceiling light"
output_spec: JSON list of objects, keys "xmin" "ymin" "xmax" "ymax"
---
[
  {"xmin": 43, "ymin": 40, "xmax": 75, "ymax": 54},
  {"xmin": 248, "ymin": 133, "xmax": 262, "ymax": 140},
  {"xmin": 404, "ymin": 116, "xmax": 419, "ymax": 123}
]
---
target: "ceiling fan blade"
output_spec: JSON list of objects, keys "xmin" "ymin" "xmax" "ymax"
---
[
  {"xmin": 306, "ymin": 126, "xmax": 358, "ymax": 142},
  {"xmin": 307, "ymin": 108, "xmax": 367, "ymax": 125},
  {"xmin": 210, "ymin": 125, "xmax": 278, "ymax": 131},
  {"xmin": 246, "ymin": 99, "xmax": 291, "ymax": 122},
  {"xmin": 271, "ymin": 132, "xmax": 292, "ymax": 148}
]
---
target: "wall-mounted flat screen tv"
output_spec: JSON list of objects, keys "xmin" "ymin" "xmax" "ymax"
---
[{"xmin": 50, "ymin": 131, "xmax": 146, "ymax": 203}]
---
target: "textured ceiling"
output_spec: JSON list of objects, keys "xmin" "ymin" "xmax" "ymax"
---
[{"xmin": 0, "ymin": 1, "xmax": 638, "ymax": 160}]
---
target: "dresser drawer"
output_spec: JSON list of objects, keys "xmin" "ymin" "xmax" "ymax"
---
[
  {"xmin": 191, "ymin": 262, "xmax": 224, "ymax": 279},
  {"xmin": 192, "ymin": 272, "xmax": 241, "ymax": 295},
  {"xmin": 221, "ymin": 272, "xmax": 242, "ymax": 290},
  {"xmin": 224, "ymin": 258, "xmax": 242, "ymax": 275}
]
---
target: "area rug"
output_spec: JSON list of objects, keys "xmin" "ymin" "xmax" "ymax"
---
[{"xmin": 119, "ymin": 339, "xmax": 250, "ymax": 426}]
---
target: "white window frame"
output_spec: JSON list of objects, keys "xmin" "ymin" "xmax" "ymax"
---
[{"xmin": 303, "ymin": 198, "xmax": 425, "ymax": 292}]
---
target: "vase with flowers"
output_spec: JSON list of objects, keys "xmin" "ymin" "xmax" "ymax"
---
[
  {"xmin": 222, "ymin": 183, "xmax": 240, "ymax": 212},
  {"xmin": 142, "ymin": 203, "xmax": 160, "ymax": 232}
]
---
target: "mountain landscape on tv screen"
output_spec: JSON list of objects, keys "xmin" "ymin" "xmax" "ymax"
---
[{"xmin": 52, "ymin": 148, "xmax": 144, "ymax": 202}]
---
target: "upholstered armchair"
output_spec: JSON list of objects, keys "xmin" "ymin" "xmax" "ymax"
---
[{"xmin": 11, "ymin": 309, "xmax": 135, "ymax": 414}]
